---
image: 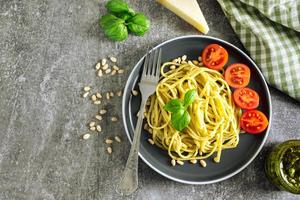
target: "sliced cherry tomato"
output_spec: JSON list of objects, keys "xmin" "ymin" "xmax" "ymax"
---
[
  {"xmin": 225, "ymin": 63, "xmax": 250, "ymax": 88},
  {"xmin": 202, "ymin": 44, "xmax": 228, "ymax": 70},
  {"xmin": 233, "ymin": 88, "xmax": 259, "ymax": 110},
  {"xmin": 240, "ymin": 110, "xmax": 268, "ymax": 134}
]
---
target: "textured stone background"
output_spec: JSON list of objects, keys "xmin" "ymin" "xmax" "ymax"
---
[{"xmin": 0, "ymin": 0, "xmax": 299, "ymax": 199}]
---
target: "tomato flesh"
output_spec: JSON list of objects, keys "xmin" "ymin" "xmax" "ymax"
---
[
  {"xmin": 240, "ymin": 110, "xmax": 268, "ymax": 134},
  {"xmin": 202, "ymin": 44, "xmax": 228, "ymax": 70},
  {"xmin": 225, "ymin": 63, "xmax": 250, "ymax": 88},
  {"xmin": 233, "ymin": 88, "xmax": 259, "ymax": 110}
]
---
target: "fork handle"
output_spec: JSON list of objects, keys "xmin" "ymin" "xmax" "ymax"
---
[{"xmin": 117, "ymin": 100, "xmax": 146, "ymax": 195}]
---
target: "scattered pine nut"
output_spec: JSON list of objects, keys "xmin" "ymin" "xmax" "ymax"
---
[
  {"xmin": 110, "ymin": 57, "xmax": 117, "ymax": 63},
  {"xmin": 200, "ymin": 160, "xmax": 207, "ymax": 167},
  {"xmin": 192, "ymin": 60, "xmax": 199, "ymax": 65},
  {"xmin": 95, "ymin": 63, "xmax": 101, "ymax": 70},
  {"xmin": 102, "ymin": 64, "xmax": 109, "ymax": 70},
  {"xmin": 95, "ymin": 115, "xmax": 103, "ymax": 121},
  {"xmin": 190, "ymin": 159, "xmax": 197, "ymax": 164},
  {"xmin": 99, "ymin": 109, "xmax": 107, "ymax": 114},
  {"xmin": 176, "ymin": 160, "xmax": 184, "ymax": 165},
  {"xmin": 105, "ymin": 68, "xmax": 111, "ymax": 74},
  {"xmin": 172, "ymin": 59, "xmax": 178, "ymax": 63},
  {"xmin": 199, "ymin": 62, "xmax": 203, "ymax": 66},
  {"xmin": 144, "ymin": 123, "xmax": 149, "ymax": 130},
  {"xmin": 213, "ymin": 157, "xmax": 220, "ymax": 163},
  {"xmin": 109, "ymin": 92, "xmax": 114, "ymax": 97},
  {"xmin": 107, "ymin": 147, "xmax": 112, "ymax": 154},
  {"xmin": 111, "ymin": 117, "xmax": 118, "ymax": 122},
  {"xmin": 188, "ymin": 61, "xmax": 194, "ymax": 65},
  {"xmin": 83, "ymin": 92, "xmax": 89, "ymax": 98},
  {"xmin": 148, "ymin": 138, "xmax": 155, "ymax": 145},
  {"xmin": 105, "ymin": 139, "xmax": 113, "ymax": 144},
  {"xmin": 84, "ymin": 86, "xmax": 91, "ymax": 92},
  {"xmin": 91, "ymin": 95, "xmax": 97, "ymax": 101},
  {"xmin": 114, "ymin": 136, "xmax": 121, "ymax": 143},
  {"xmin": 171, "ymin": 159, "xmax": 176, "ymax": 166},
  {"xmin": 170, "ymin": 65, "xmax": 176, "ymax": 70},
  {"xmin": 113, "ymin": 65, "xmax": 119, "ymax": 70},
  {"xmin": 94, "ymin": 100, "xmax": 101, "ymax": 105},
  {"xmin": 177, "ymin": 57, "xmax": 181, "ymax": 63},
  {"xmin": 111, "ymin": 70, "xmax": 117, "ymax": 75},
  {"xmin": 96, "ymin": 92, "xmax": 102, "ymax": 98},
  {"xmin": 97, "ymin": 69, "xmax": 103, "ymax": 77},
  {"xmin": 89, "ymin": 122, "xmax": 95, "ymax": 127},
  {"xmin": 96, "ymin": 125, "xmax": 102, "ymax": 132},
  {"xmin": 117, "ymin": 91, "xmax": 122, "ymax": 96},
  {"xmin": 148, "ymin": 128, "xmax": 153, "ymax": 134},
  {"xmin": 181, "ymin": 61, "xmax": 187, "ymax": 64},
  {"xmin": 198, "ymin": 56, "xmax": 202, "ymax": 62},
  {"xmin": 118, "ymin": 69, "xmax": 124, "ymax": 74},
  {"xmin": 101, "ymin": 58, "xmax": 107, "ymax": 66},
  {"xmin": 82, "ymin": 133, "xmax": 90, "ymax": 140},
  {"xmin": 106, "ymin": 92, "xmax": 110, "ymax": 99},
  {"xmin": 181, "ymin": 55, "xmax": 187, "ymax": 61},
  {"xmin": 90, "ymin": 126, "xmax": 96, "ymax": 131},
  {"xmin": 132, "ymin": 90, "xmax": 138, "ymax": 96}
]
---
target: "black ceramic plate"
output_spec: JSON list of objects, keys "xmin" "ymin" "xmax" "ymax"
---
[{"xmin": 122, "ymin": 36, "xmax": 272, "ymax": 184}]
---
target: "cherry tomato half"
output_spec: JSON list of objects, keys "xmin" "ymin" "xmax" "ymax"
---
[
  {"xmin": 225, "ymin": 63, "xmax": 250, "ymax": 88},
  {"xmin": 240, "ymin": 110, "xmax": 269, "ymax": 134},
  {"xmin": 202, "ymin": 44, "xmax": 228, "ymax": 70},
  {"xmin": 233, "ymin": 87, "xmax": 259, "ymax": 110}
]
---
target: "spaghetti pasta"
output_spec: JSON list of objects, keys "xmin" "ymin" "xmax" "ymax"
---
[{"xmin": 144, "ymin": 60, "xmax": 242, "ymax": 163}]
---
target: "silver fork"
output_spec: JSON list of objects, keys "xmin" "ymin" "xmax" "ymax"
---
[{"xmin": 117, "ymin": 48, "xmax": 162, "ymax": 196}]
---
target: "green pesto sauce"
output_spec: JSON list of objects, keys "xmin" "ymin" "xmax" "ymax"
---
[{"xmin": 281, "ymin": 146, "xmax": 300, "ymax": 188}]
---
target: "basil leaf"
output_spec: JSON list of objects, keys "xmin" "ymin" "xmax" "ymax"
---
[
  {"xmin": 171, "ymin": 110, "xmax": 191, "ymax": 131},
  {"xmin": 114, "ymin": 12, "xmax": 134, "ymax": 21},
  {"xmin": 164, "ymin": 99, "xmax": 183, "ymax": 113},
  {"xmin": 100, "ymin": 14, "xmax": 128, "ymax": 41},
  {"xmin": 105, "ymin": 0, "xmax": 135, "ymax": 14},
  {"xmin": 127, "ymin": 13, "xmax": 150, "ymax": 36},
  {"xmin": 183, "ymin": 89, "xmax": 197, "ymax": 108}
]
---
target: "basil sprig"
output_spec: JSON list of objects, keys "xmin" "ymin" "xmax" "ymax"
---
[
  {"xmin": 100, "ymin": 0, "xmax": 150, "ymax": 41},
  {"xmin": 164, "ymin": 89, "xmax": 197, "ymax": 131}
]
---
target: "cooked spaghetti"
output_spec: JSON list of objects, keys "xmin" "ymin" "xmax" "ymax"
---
[{"xmin": 144, "ymin": 60, "xmax": 242, "ymax": 164}]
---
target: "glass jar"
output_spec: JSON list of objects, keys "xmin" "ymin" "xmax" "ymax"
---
[{"xmin": 265, "ymin": 140, "xmax": 300, "ymax": 194}]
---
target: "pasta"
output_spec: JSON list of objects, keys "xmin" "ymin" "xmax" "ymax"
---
[{"xmin": 144, "ymin": 60, "xmax": 242, "ymax": 164}]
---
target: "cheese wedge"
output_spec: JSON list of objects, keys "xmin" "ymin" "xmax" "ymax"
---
[{"xmin": 156, "ymin": 0, "xmax": 209, "ymax": 34}]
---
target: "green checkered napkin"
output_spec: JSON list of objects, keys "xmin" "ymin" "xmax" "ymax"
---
[{"xmin": 217, "ymin": 0, "xmax": 300, "ymax": 101}]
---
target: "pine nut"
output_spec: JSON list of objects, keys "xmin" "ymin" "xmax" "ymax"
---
[
  {"xmin": 171, "ymin": 159, "xmax": 176, "ymax": 166},
  {"xmin": 132, "ymin": 90, "xmax": 138, "ymax": 96},
  {"xmin": 181, "ymin": 55, "xmax": 187, "ymax": 61},
  {"xmin": 177, "ymin": 57, "xmax": 181, "ymax": 63},
  {"xmin": 95, "ymin": 63, "xmax": 101, "ymax": 70},
  {"xmin": 110, "ymin": 57, "xmax": 117, "ymax": 63},
  {"xmin": 144, "ymin": 123, "xmax": 148, "ymax": 130},
  {"xmin": 109, "ymin": 92, "xmax": 114, "ymax": 97},
  {"xmin": 117, "ymin": 91, "xmax": 122, "ymax": 96},
  {"xmin": 99, "ymin": 109, "xmax": 107, "ymax": 114},
  {"xmin": 84, "ymin": 86, "xmax": 91, "ymax": 92},
  {"xmin": 102, "ymin": 64, "xmax": 108, "ymax": 70},
  {"xmin": 106, "ymin": 92, "xmax": 110, "ymax": 99},
  {"xmin": 97, "ymin": 69, "xmax": 103, "ymax": 77},
  {"xmin": 181, "ymin": 61, "xmax": 187, "ymax": 64},
  {"xmin": 96, "ymin": 125, "xmax": 102, "ymax": 132},
  {"xmin": 200, "ymin": 160, "xmax": 207, "ymax": 167},
  {"xmin": 118, "ymin": 69, "xmax": 124, "ymax": 74},
  {"xmin": 105, "ymin": 69, "xmax": 111, "ymax": 74},
  {"xmin": 190, "ymin": 159, "xmax": 197, "ymax": 164},
  {"xmin": 107, "ymin": 147, "xmax": 112, "ymax": 154},
  {"xmin": 148, "ymin": 138, "xmax": 154, "ymax": 145},
  {"xmin": 111, "ymin": 117, "xmax": 118, "ymax": 122},
  {"xmin": 148, "ymin": 128, "xmax": 153, "ymax": 134},
  {"xmin": 89, "ymin": 122, "xmax": 95, "ymax": 127},
  {"xmin": 94, "ymin": 100, "xmax": 101, "ymax": 105},
  {"xmin": 114, "ymin": 136, "xmax": 121, "ymax": 143},
  {"xmin": 176, "ymin": 160, "xmax": 184, "ymax": 165},
  {"xmin": 213, "ymin": 157, "xmax": 220, "ymax": 163},
  {"xmin": 82, "ymin": 133, "xmax": 90, "ymax": 140},
  {"xmin": 91, "ymin": 95, "xmax": 97, "ymax": 101},
  {"xmin": 170, "ymin": 65, "xmax": 176, "ymax": 70},
  {"xmin": 199, "ymin": 62, "xmax": 203, "ymax": 66},
  {"xmin": 192, "ymin": 60, "xmax": 199, "ymax": 65},
  {"xmin": 113, "ymin": 65, "xmax": 119, "ymax": 70},
  {"xmin": 101, "ymin": 58, "xmax": 106, "ymax": 66},
  {"xmin": 95, "ymin": 115, "xmax": 102, "ymax": 121},
  {"xmin": 172, "ymin": 59, "xmax": 178, "ymax": 63},
  {"xmin": 187, "ymin": 61, "xmax": 193, "ymax": 66},
  {"xmin": 111, "ymin": 70, "xmax": 117, "ymax": 75},
  {"xmin": 198, "ymin": 56, "xmax": 202, "ymax": 61},
  {"xmin": 83, "ymin": 92, "xmax": 89, "ymax": 98},
  {"xmin": 90, "ymin": 126, "xmax": 96, "ymax": 131},
  {"xmin": 105, "ymin": 139, "xmax": 113, "ymax": 144},
  {"xmin": 96, "ymin": 92, "xmax": 102, "ymax": 98}
]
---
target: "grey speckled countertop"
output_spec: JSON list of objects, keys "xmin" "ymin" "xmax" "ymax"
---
[{"xmin": 0, "ymin": 0, "xmax": 299, "ymax": 199}]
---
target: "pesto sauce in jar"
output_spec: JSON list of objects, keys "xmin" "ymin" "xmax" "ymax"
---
[{"xmin": 281, "ymin": 146, "xmax": 300, "ymax": 188}]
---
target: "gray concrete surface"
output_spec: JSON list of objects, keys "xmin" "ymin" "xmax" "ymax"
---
[{"xmin": 0, "ymin": 0, "xmax": 299, "ymax": 199}]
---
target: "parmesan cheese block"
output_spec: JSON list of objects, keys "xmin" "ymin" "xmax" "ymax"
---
[{"xmin": 156, "ymin": 0, "xmax": 209, "ymax": 34}]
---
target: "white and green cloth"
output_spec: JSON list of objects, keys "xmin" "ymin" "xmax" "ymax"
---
[{"xmin": 217, "ymin": 0, "xmax": 300, "ymax": 101}]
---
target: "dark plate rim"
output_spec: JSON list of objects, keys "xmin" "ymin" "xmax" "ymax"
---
[{"xmin": 122, "ymin": 35, "xmax": 272, "ymax": 184}]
